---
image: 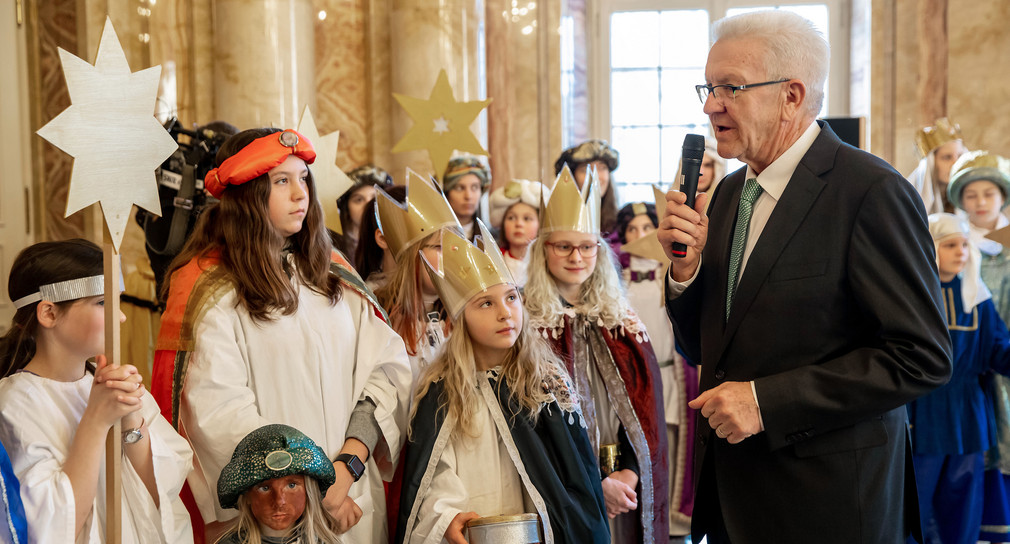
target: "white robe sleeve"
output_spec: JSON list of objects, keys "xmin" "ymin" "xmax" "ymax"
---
[
  {"xmin": 181, "ymin": 299, "xmax": 272, "ymax": 522},
  {"xmin": 350, "ymin": 293, "xmax": 412, "ymax": 478},
  {"xmin": 0, "ymin": 393, "xmax": 77, "ymax": 544},
  {"xmin": 410, "ymin": 439, "xmax": 465, "ymax": 544},
  {"xmin": 129, "ymin": 392, "xmax": 194, "ymax": 543}
]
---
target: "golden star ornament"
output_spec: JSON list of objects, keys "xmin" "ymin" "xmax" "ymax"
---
[
  {"xmin": 36, "ymin": 18, "xmax": 176, "ymax": 252},
  {"xmin": 392, "ymin": 69, "xmax": 491, "ymax": 176},
  {"xmin": 297, "ymin": 106, "xmax": 354, "ymax": 235}
]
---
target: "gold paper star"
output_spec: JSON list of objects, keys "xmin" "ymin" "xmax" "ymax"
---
[
  {"xmin": 36, "ymin": 18, "xmax": 177, "ymax": 252},
  {"xmin": 297, "ymin": 106, "xmax": 354, "ymax": 235},
  {"xmin": 621, "ymin": 185, "xmax": 672, "ymax": 263},
  {"xmin": 392, "ymin": 69, "xmax": 491, "ymax": 176}
]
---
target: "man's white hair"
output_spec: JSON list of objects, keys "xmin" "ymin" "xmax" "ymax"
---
[{"xmin": 713, "ymin": 10, "xmax": 829, "ymax": 116}]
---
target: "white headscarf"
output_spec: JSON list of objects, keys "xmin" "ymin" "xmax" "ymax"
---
[
  {"xmin": 488, "ymin": 179, "xmax": 550, "ymax": 228},
  {"xmin": 929, "ymin": 212, "xmax": 991, "ymax": 313},
  {"xmin": 909, "ymin": 153, "xmax": 946, "ymax": 216}
]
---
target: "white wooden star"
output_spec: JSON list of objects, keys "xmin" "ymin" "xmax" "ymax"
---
[
  {"xmin": 433, "ymin": 117, "xmax": 450, "ymax": 134},
  {"xmin": 297, "ymin": 106, "xmax": 355, "ymax": 235},
  {"xmin": 36, "ymin": 18, "xmax": 177, "ymax": 252}
]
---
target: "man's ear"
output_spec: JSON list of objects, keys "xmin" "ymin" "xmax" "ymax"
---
[
  {"xmin": 36, "ymin": 301, "xmax": 58, "ymax": 329},
  {"xmin": 782, "ymin": 79, "xmax": 808, "ymax": 121},
  {"xmin": 375, "ymin": 228, "xmax": 389, "ymax": 251}
]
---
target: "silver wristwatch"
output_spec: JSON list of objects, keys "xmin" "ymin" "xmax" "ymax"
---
[{"xmin": 123, "ymin": 426, "xmax": 143, "ymax": 445}]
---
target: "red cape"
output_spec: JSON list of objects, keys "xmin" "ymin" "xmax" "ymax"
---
[{"xmin": 541, "ymin": 315, "xmax": 670, "ymax": 542}]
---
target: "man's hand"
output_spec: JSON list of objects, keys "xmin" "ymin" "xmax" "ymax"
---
[
  {"xmin": 689, "ymin": 381, "xmax": 763, "ymax": 444},
  {"xmin": 657, "ymin": 189, "xmax": 709, "ymax": 281},
  {"xmin": 444, "ymin": 511, "xmax": 480, "ymax": 544}
]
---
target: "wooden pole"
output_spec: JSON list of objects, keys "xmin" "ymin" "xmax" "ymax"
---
[
  {"xmin": 33, "ymin": 17, "xmax": 177, "ymax": 543},
  {"xmin": 103, "ymin": 228, "xmax": 122, "ymax": 544}
]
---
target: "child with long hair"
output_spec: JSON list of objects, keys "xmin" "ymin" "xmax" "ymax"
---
[
  {"xmin": 332, "ymin": 164, "xmax": 394, "ymax": 266},
  {"xmin": 355, "ymin": 185, "xmax": 406, "ymax": 292},
  {"xmin": 215, "ymin": 424, "xmax": 341, "ymax": 544},
  {"xmin": 524, "ymin": 166, "xmax": 668, "ymax": 543},
  {"xmin": 395, "ymin": 221, "xmax": 609, "ymax": 544},
  {"xmin": 152, "ymin": 128, "xmax": 412, "ymax": 544},
  {"xmin": 373, "ymin": 171, "xmax": 462, "ymax": 378},
  {"xmin": 0, "ymin": 239, "xmax": 193, "ymax": 543}
]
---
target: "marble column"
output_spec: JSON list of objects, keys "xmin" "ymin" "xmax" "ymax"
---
[
  {"xmin": 28, "ymin": 0, "xmax": 84, "ymax": 241},
  {"xmin": 313, "ymin": 0, "xmax": 371, "ymax": 170},
  {"xmin": 388, "ymin": 0, "xmax": 483, "ymax": 177},
  {"xmin": 212, "ymin": 0, "xmax": 316, "ymax": 129},
  {"xmin": 148, "ymin": 0, "xmax": 215, "ymax": 129},
  {"xmin": 870, "ymin": 0, "xmax": 1010, "ymax": 175},
  {"xmin": 484, "ymin": 0, "xmax": 563, "ymax": 190},
  {"xmin": 917, "ymin": 0, "xmax": 947, "ymax": 125}
]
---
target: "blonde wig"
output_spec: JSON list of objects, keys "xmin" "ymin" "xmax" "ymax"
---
[
  {"xmin": 523, "ymin": 232, "xmax": 635, "ymax": 332},
  {"xmin": 216, "ymin": 478, "xmax": 341, "ymax": 544},
  {"xmin": 409, "ymin": 297, "xmax": 565, "ymax": 440}
]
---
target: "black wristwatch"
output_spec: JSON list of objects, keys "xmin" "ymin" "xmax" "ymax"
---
[{"xmin": 336, "ymin": 453, "xmax": 366, "ymax": 482}]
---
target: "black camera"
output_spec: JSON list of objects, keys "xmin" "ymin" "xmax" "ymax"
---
[{"xmin": 135, "ymin": 118, "xmax": 237, "ymax": 307}]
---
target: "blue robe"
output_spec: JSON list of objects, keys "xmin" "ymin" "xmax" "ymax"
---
[
  {"xmin": 0, "ymin": 441, "xmax": 26, "ymax": 544},
  {"xmin": 907, "ymin": 275, "xmax": 1010, "ymax": 544},
  {"xmin": 908, "ymin": 276, "xmax": 1010, "ymax": 455}
]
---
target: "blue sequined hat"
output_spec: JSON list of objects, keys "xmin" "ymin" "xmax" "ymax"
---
[{"xmin": 217, "ymin": 424, "xmax": 336, "ymax": 509}]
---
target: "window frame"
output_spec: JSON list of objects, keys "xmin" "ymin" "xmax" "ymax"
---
[{"xmin": 589, "ymin": 0, "xmax": 851, "ymax": 194}]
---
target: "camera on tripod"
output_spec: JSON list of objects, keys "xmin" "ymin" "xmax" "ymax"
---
[{"xmin": 136, "ymin": 118, "xmax": 238, "ymax": 306}]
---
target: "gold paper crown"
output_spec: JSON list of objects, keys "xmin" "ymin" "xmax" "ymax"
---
[
  {"xmin": 539, "ymin": 164, "xmax": 601, "ymax": 234},
  {"xmin": 915, "ymin": 117, "xmax": 963, "ymax": 157},
  {"xmin": 375, "ymin": 168, "xmax": 461, "ymax": 259},
  {"xmin": 422, "ymin": 219, "xmax": 515, "ymax": 318}
]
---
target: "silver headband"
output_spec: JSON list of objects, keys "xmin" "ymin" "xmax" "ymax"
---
[{"xmin": 12, "ymin": 275, "xmax": 110, "ymax": 310}]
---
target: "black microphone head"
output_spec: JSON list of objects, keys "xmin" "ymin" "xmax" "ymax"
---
[{"xmin": 682, "ymin": 134, "xmax": 706, "ymax": 161}]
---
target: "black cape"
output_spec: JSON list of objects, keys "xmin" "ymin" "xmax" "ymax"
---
[{"xmin": 395, "ymin": 369, "xmax": 609, "ymax": 544}]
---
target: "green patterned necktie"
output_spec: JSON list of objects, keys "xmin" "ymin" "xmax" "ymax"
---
[{"xmin": 726, "ymin": 178, "xmax": 763, "ymax": 320}]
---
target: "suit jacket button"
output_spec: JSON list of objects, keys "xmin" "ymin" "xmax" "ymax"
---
[{"xmin": 714, "ymin": 369, "xmax": 726, "ymax": 380}]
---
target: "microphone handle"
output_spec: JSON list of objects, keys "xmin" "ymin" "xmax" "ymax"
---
[{"xmin": 671, "ymin": 158, "xmax": 702, "ymax": 258}]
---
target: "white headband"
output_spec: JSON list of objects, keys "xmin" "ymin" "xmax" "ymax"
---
[{"xmin": 12, "ymin": 275, "xmax": 114, "ymax": 310}]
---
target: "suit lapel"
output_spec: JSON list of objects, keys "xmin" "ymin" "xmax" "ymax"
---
[{"xmin": 715, "ymin": 122, "xmax": 840, "ymax": 362}]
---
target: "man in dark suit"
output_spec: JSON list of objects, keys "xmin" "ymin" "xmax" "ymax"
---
[{"xmin": 657, "ymin": 10, "xmax": 952, "ymax": 543}]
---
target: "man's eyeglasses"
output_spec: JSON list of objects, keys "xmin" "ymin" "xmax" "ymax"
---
[
  {"xmin": 695, "ymin": 79, "xmax": 791, "ymax": 104},
  {"xmin": 545, "ymin": 241, "xmax": 601, "ymax": 258}
]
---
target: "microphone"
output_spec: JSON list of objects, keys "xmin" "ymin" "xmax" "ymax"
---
[{"xmin": 671, "ymin": 134, "xmax": 706, "ymax": 258}]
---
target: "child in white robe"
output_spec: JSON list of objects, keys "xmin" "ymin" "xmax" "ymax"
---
[
  {"xmin": 0, "ymin": 239, "xmax": 193, "ymax": 543},
  {"xmin": 153, "ymin": 128, "xmax": 412, "ymax": 544}
]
